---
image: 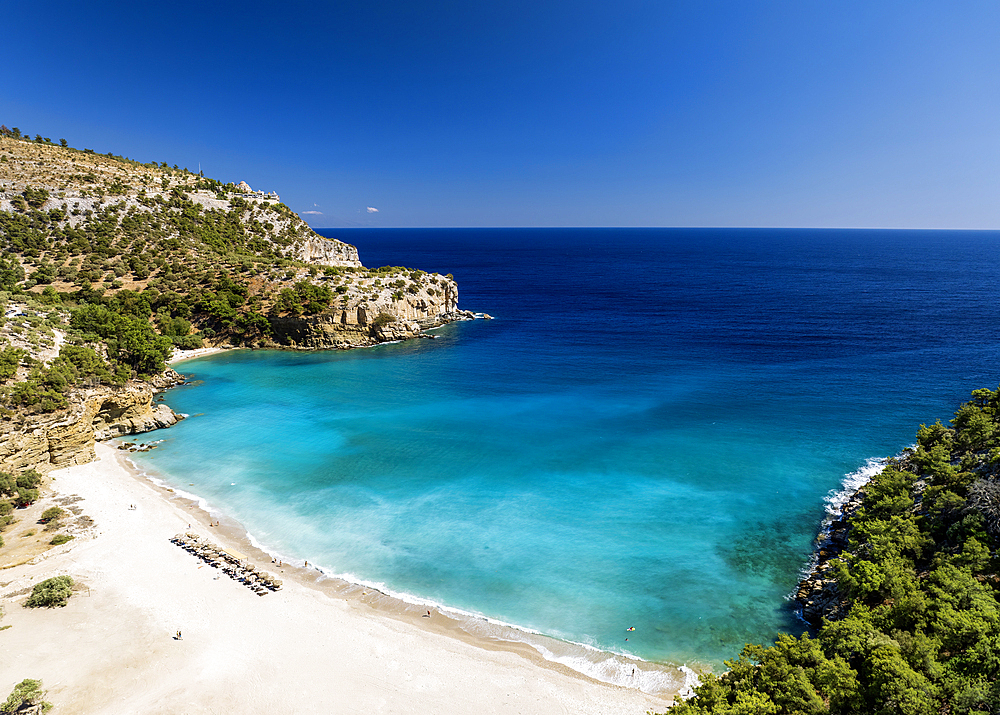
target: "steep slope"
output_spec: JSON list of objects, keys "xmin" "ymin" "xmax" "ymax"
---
[
  {"xmin": 0, "ymin": 131, "xmax": 465, "ymax": 351},
  {"xmin": 0, "ymin": 128, "xmax": 473, "ymax": 477}
]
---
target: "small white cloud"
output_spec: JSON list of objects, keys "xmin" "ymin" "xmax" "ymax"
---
[
  {"xmin": 367, "ymin": 206, "xmax": 379, "ymax": 213},
  {"xmin": 301, "ymin": 210, "xmax": 323, "ymax": 215}
]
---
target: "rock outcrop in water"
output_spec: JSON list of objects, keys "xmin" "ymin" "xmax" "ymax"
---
[
  {"xmin": 263, "ymin": 277, "xmax": 468, "ymax": 349},
  {"xmin": 0, "ymin": 372, "xmax": 185, "ymax": 473}
]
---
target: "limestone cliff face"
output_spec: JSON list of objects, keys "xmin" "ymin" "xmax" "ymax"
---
[
  {"xmin": 289, "ymin": 236, "xmax": 362, "ymax": 268},
  {"xmin": 0, "ymin": 374, "xmax": 183, "ymax": 474},
  {"xmin": 264, "ymin": 275, "xmax": 467, "ymax": 349}
]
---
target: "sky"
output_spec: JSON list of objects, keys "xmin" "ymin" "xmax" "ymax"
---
[{"xmin": 2, "ymin": 1, "xmax": 998, "ymax": 228}]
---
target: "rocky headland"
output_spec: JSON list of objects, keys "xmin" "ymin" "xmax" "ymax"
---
[
  {"xmin": 0, "ymin": 132, "xmax": 475, "ymax": 352},
  {"xmin": 0, "ymin": 370, "xmax": 185, "ymax": 474}
]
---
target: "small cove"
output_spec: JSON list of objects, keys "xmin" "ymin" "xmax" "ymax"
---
[{"xmin": 130, "ymin": 227, "xmax": 1000, "ymax": 680}]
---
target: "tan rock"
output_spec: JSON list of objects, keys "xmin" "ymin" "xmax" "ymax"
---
[
  {"xmin": 291, "ymin": 236, "xmax": 362, "ymax": 268},
  {"xmin": 0, "ymin": 377, "xmax": 183, "ymax": 474}
]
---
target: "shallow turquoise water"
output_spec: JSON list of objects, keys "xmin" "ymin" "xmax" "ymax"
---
[{"xmin": 132, "ymin": 228, "xmax": 1000, "ymax": 676}]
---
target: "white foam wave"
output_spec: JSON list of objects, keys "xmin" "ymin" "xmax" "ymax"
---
[
  {"xmin": 123, "ymin": 447, "xmax": 693, "ymax": 698},
  {"xmin": 126, "ymin": 455, "xmax": 223, "ymax": 518},
  {"xmin": 823, "ymin": 456, "xmax": 887, "ymax": 518},
  {"xmin": 248, "ymin": 558, "xmax": 690, "ymax": 695}
]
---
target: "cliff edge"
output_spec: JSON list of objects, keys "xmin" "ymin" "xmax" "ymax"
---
[{"xmin": 0, "ymin": 372, "xmax": 184, "ymax": 474}]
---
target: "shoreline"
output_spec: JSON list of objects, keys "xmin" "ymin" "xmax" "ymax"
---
[
  {"xmin": 0, "ymin": 441, "xmax": 677, "ymax": 713},
  {"xmin": 793, "ymin": 456, "xmax": 888, "ymax": 627},
  {"xmin": 167, "ymin": 345, "xmax": 239, "ymax": 365},
  {"xmin": 123, "ymin": 441, "xmax": 696, "ymax": 699}
]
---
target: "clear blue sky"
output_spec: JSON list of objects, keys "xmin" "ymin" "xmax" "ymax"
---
[{"xmin": 2, "ymin": 1, "xmax": 998, "ymax": 228}]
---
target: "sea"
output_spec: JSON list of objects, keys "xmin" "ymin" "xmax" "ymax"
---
[{"xmin": 127, "ymin": 227, "xmax": 1000, "ymax": 694}]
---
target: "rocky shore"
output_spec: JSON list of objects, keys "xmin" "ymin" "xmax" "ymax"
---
[
  {"xmin": 0, "ymin": 370, "xmax": 186, "ymax": 474},
  {"xmin": 794, "ymin": 483, "xmax": 871, "ymax": 627},
  {"xmin": 264, "ymin": 308, "xmax": 482, "ymax": 350}
]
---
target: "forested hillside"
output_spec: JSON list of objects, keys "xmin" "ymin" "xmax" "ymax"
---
[
  {"xmin": 0, "ymin": 126, "xmax": 460, "ymax": 416},
  {"xmin": 667, "ymin": 388, "xmax": 1000, "ymax": 714}
]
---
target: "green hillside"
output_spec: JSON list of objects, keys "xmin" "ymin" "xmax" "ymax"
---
[{"xmin": 0, "ymin": 127, "xmax": 457, "ymax": 415}]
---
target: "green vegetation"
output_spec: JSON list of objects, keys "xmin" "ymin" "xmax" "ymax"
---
[
  {"xmin": 0, "ymin": 679, "xmax": 52, "ymax": 713},
  {"xmin": 668, "ymin": 387, "xmax": 1000, "ymax": 715},
  {"xmin": 0, "ymin": 346, "xmax": 23, "ymax": 381},
  {"xmin": 4, "ymin": 342, "xmax": 124, "ymax": 413},
  {"xmin": 0, "ymin": 469, "xmax": 42, "ymax": 509},
  {"xmin": 39, "ymin": 506, "xmax": 63, "ymax": 523},
  {"xmin": 271, "ymin": 280, "xmax": 333, "ymax": 316},
  {"xmin": 39, "ymin": 506, "xmax": 65, "ymax": 532},
  {"xmin": 24, "ymin": 575, "xmax": 74, "ymax": 608},
  {"xmin": 49, "ymin": 534, "xmax": 73, "ymax": 546},
  {"xmin": 0, "ymin": 127, "xmax": 453, "ymax": 424}
]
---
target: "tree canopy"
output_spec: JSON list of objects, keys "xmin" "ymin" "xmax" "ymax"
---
[{"xmin": 668, "ymin": 387, "xmax": 1000, "ymax": 715}]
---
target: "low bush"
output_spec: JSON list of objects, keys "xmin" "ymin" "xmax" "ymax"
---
[
  {"xmin": 0, "ymin": 678, "xmax": 51, "ymax": 713},
  {"xmin": 372, "ymin": 312, "xmax": 396, "ymax": 329},
  {"xmin": 49, "ymin": 534, "xmax": 73, "ymax": 546},
  {"xmin": 24, "ymin": 575, "xmax": 74, "ymax": 608},
  {"xmin": 39, "ymin": 506, "xmax": 64, "ymax": 523}
]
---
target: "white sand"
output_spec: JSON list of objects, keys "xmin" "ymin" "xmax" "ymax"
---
[
  {"xmin": 0, "ymin": 443, "xmax": 672, "ymax": 714},
  {"xmin": 167, "ymin": 346, "xmax": 236, "ymax": 364}
]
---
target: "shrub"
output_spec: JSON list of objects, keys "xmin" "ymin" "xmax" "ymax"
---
[
  {"xmin": 39, "ymin": 507, "xmax": 64, "ymax": 524},
  {"xmin": 24, "ymin": 575, "xmax": 74, "ymax": 608},
  {"xmin": 49, "ymin": 534, "xmax": 74, "ymax": 546},
  {"xmin": 372, "ymin": 313, "xmax": 396, "ymax": 329},
  {"xmin": 0, "ymin": 500, "xmax": 13, "ymax": 528},
  {"xmin": 0, "ymin": 678, "xmax": 51, "ymax": 713},
  {"xmin": 21, "ymin": 187, "xmax": 50, "ymax": 210},
  {"xmin": 0, "ymin": 347, "xmax": 24, "ymax": 382}
]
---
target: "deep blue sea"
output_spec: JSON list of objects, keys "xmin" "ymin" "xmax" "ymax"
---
[{"xmin": 131, "ymin": 228, "xmax": 1000, "ymax": 692}]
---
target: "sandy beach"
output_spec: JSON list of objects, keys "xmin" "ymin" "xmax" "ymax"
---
[
  {"xmin": 0, "ymin": 442, "xmax": 673, "ymax": 714},
  {"xmin": 167, "ymin": 346, "xmax": 237, "ymax": 365}
]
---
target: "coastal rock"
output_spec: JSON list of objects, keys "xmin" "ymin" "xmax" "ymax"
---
[
  {"xmin": 264, "ymin": 281, "xmax": 465, "ymax": 350},
  {"xmin": 795, "ymin": 486, "xmax": 869, "ymax": 627},
  {"xmin": 289, "ymin": 235, "xmax": 362, "ymax": 268},
  {"xmin": 0, "ymin": 372, "xmax": 185, "ymax": 474}
]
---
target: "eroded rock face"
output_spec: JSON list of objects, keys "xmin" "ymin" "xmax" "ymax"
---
[
  {"xmin": 0, "ymin": 373, "xmax": 185, "ymax": 474},
  {"xmin": 264, "ymin": 277, "xmax": 469, "ymax": 350},
  {"xmin": 291, "ymin": 236, "xmax": 362, "ymax": 268}
]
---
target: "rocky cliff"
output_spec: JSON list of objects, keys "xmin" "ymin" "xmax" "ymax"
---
[
  {"xmin": 290, "ymin": 235, "xmax": 361, "ymax": 268},
  {"xmin": 259, "ymin": 269, "xmax": 468, "ymax": 349},
  {"xmin": 0, "ymin": 373, "xmax": 183, "ymax": 474}
]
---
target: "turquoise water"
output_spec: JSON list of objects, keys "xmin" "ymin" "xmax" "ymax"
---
[{"xmin": 131, "ymin": 228, "xmax": 1000, "ymax": 686}]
